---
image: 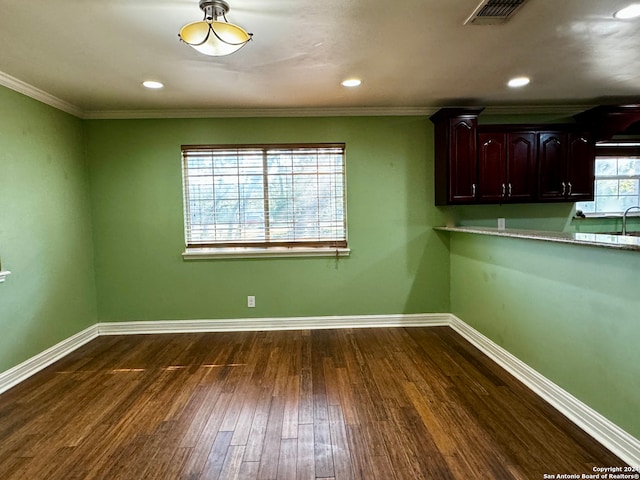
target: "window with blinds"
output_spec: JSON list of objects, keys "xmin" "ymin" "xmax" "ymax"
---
[
  {"xmin": 576, "ymin": 142, "xmax": 640, "ymax": 215},
  {"xmin": 182, "ymin": 144, "xmax": 347, "ymax": 249}
]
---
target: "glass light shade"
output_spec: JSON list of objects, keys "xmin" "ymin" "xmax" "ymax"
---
[
  {"xmin": 341, "ymin": 79, "xmax": 362, "ymax": 87},
  {"xmin": 614, "ymin": 3, "xmax": 640, "ymax": 19},
  {"xmin": 507, "ymin": 76, "xmax": 530, "ymax": 88},
  {"xmin": 142, "ymin": 80, "xmax": 164, "ymax": 89},
  {"xmin": 179, "ymin": 20, "xmax": 251, "ymax": 56}
]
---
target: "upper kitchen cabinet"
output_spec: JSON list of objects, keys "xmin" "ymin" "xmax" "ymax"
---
[
  {"xmin": 537, "ymin": 131, "xmax": 567, "ymax": 200},
  {"xmin": 566, "ymin": 131, "xmax": 595, "ymax": 201},
  {"xmin": 431, "ymin": 107, "xmax": 596, "ymax": 205},
  {"xmin": 431, "ymin": 108, "xmax": 484, "ymax": 205},
  {"xmin": 477, "ymin": 129, "xmax": 537, "ymax": 203},
  {"xmin": 574, "ymin": 105, "xmax": 640, "ymax": 142},
  {"xmin": 538, "ymin": 130, "xmax": 595, "ymax": 201}
]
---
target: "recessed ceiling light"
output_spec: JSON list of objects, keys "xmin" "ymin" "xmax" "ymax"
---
[
  {"xmin": 341, "ymin": 78, "xmax": 362, "ymax": 87},
  {"xmin": 142, "ymin": 81, "xmax": 164, "ymax": 89},
  {"xmin": 507, "ymin": 76, "xmax": 530, "ymax": 88},
  {"xmin": 614, "ymin": 3, "xmax": 640, "ymax": 19}
]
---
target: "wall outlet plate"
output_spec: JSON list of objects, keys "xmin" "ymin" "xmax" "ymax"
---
[
  {"xmin": 247, "ymin": 295, "xmax": 256, "ymax": 308},
  {"xmin": 498, "ymin": 218, "xmax": 506, "ymax": 230}
]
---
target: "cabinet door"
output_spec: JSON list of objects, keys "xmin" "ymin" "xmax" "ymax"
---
[
  {"xmin": 448, "ymin": 118, "xmax": 478, "ymax": 203},
  {"xmin": 478, "ymin": 132, "xmax": 507, "ymax": 202},
  {"xmin": 538, "ymin": 132, "xmax": 567, "ymax": 200},
  {"xmin": 507, "ymin": 132, "xmax": 537, "ymax": 201},
  {"xmin": 566, "ymin": 132, "xmax": 595, "ymax": 201}
]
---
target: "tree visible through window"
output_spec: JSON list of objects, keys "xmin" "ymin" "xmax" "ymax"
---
[
  {"xmin": 182, "ymin": 144, "xmax": 347, "ymax": 249},
  {"xmin": 577, "ymin": 142, "xmax": 640, "ymax": 215}
]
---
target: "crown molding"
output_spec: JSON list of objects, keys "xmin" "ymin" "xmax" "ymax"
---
[
  {"xmin": 82, "ymin": 105, "xmax": 595, "ymax": 119},
  {"xmin": 0, "ymin": 71, "xmax": 84, "ymax": 118},
  {"xmin": 483, "ymin": 104, "xmax": 595, "ymax": 116},
  {"xmin": 1, "ymin": 69, "xmax": 594, "ymax": 120},
  {"xmin": 82, "ymin": 106, "xmax": 437, "ymax": 119}
]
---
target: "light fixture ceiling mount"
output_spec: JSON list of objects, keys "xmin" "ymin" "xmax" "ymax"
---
[
  {"xmin": 614, "ymin": 3, "xmax": 640, "ymax": 19},
  {"xmin": 179, "ymin": 0, "xmax": 252, "ymax": 56},
  {"xmin": 507, "ymin": 76, "xmax": 530, "ymax": 88}
]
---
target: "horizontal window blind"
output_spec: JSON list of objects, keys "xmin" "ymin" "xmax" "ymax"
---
[
  {"xmin": 577, "ymin": 142, "xmax": 640, "ymax": 215},
  {"xmin": 182, "ymin": 144, "xmax": 347, "ymax": 248}
]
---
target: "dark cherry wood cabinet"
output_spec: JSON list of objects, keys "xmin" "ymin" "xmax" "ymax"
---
[
  {"xmin": 537, "ymin": 131, "xmax": 567, "ymax": 200},
  {"xmin": 566, "ymin": 132, "xmax": 595, "ymax": 201},
  {"xmin": 477, "ymin": 132, "xmax": 506, "ymax": 202},
  {"xmin": 574, "ymin": 105, "xmax": 640, "ymax": 141},
  {"xmin": 538, "ymin": 131, "xmax": 595, "ymax": 201},
  {"xmin": 431, "ymin": 108, "xmax": 484, "ymax": 205},
  {"xmin": 478, "ymin": 130, "xmax": 537, "ymax": 203},
  {"xmin": 508, "ymin": 132, "xmax": 538, "ymax": 201},
  {"xmin": 431, "ymin": 107, "xmax": 595, "ymax": 205}
]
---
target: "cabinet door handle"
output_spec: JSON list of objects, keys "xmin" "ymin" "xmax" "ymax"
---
[
  {"xmin": 502, "ymin": 183, "xmax": 506, "ymax": 197},
  {"xmin": 561, "ymin": 182, "xmax": 566, "ymax": 196},
  {"xmin": 508, "ymin": 183, "xmax": 512, "ymax": 197},
  {"xmin": 567, "ymin": 182, "xmax": 572, "ymax": 196},
  {"xmin": 472, "ymin": 183, "xmax": 476, "ymax": 197}
]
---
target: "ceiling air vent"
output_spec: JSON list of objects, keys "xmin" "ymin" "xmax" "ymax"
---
[{"xmin": 464, "ymin": 0, "xmax": 528, "ymax": 25}]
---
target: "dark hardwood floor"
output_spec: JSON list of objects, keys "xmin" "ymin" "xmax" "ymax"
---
[{"xmin": 0, "ymin": 327, "xmax": 626, "ymax": 479}]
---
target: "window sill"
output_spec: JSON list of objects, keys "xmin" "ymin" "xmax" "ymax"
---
[
  {"xmin": 182, "ymin": 246, "xmax": 351, "ymax": 260},
  {"xmin": 0, "ymin": 271, "xmax": 11, "ymax": 283}
]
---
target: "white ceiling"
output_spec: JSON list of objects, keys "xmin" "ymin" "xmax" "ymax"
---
[{"xmin": 0, "ymin": 0, "xmax": 639, "ymax": 117}]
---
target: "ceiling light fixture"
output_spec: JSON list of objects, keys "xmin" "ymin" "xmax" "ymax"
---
[
  {"xmin": 614, "ymin": 3, "xmax": 640, "ymax": 19},
  {"xmin": 507, "ymin": 76, "xmax": 530, "ymax": 88},
  {"xmin": 341, "ymin": 79, "xmax": 362, "ymax": 87},
  {"xmin": 179, "ymin": 0, "xmax": 252, "ymax": 56},
  {"xmin": 142, "ymin": 80, "xmax": 164, "ymax": 89}
]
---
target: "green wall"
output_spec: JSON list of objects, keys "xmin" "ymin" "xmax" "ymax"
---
[
  {"xmin": 443, "ymin": 201, "xmax": 640, "ymax": 233},
  {"xmin": 0, "ymin": 86, "xmax": 97, "ymax": 373},
  {"xmin": 449, "ymin": 232, "xmax": 640, "ymax": 438},
  {"xmin": 444, "ymin": 203, "xmax": 576, "ymax": 231},
  {"xmin": 2, "ymin": 84, "xmax": 638, "ymax": 444},
  {"xmin": 85, "ymin": 116, "xmax": 450, "ymax": 322}
]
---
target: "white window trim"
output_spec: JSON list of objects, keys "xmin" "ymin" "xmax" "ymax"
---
[
  {"xmin": 183, "ymin": 246, "xmax": 350, "ymax": 260},
  {"xmin": 181, "ymin": 143, "xmax": 348, "ymax": 253},
  {"xmin": 577, "ymin": 142, "xmax": 640, "ymax": 217}
]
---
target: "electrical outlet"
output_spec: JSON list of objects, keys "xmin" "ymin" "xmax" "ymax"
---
[
  {"xmin": 497, "ymin": 217, "xmax": 506, "ymax": 230},
  {"xmin": 247, "ymin": 295, "xmax": 256, "ymax": 308}
]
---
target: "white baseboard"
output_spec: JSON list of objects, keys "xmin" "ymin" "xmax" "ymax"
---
[
  {"xmin": 0, "ymin": 324, "xmax": 99, "ymax": 395},
  {"xmin": 0, "ymin": 313, "xmax": 637, "ymax": 466},
  {"xmin": 449, "ymin": 314, "xmax": 640, "ymax": 467},
  {"xmin": 96, "ymin": 313, "xmax": 450, "ymax": 335},
  {"xmin": 0, "ymin": 314, "xmax": 446, "ymax": 396}
]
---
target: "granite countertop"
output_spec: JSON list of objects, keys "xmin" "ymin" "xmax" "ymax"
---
[{"xmin": 434, "ymin": 226, "xmax": 640, "ymax": 252}]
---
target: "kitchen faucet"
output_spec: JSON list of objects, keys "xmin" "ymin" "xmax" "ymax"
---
[{"xmin": 622, "ymin": 205, "xmax": 640, "ymax": 235}]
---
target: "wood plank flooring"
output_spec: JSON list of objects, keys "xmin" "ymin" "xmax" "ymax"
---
[{"xmin": 0, "ymin": 327, "xmax": 626, "ymax": 479}]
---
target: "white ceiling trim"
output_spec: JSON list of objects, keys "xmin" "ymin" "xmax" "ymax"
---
[
  {"xmin": 83, "ymin": 105, "xmax": 595, "ymax": 120},
  {"xmin": 83, "ymin": 104, "xmax": 594, "ymax": 119},
  {"xmin": 1, "ymin": 69, "xmax": 593, "ymax": 120},
  {"xmin": 484, "ymin": 105, "xmax": 595, "ymax": 116},
  {"xmin": 82, "ymin": 107, "xmax": 436, "ymax": 119},
  {"xmin": 0, "ymin": 71, "xmax": 83, "ymax": 118}
]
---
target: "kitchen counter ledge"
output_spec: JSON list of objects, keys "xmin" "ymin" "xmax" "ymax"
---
[{"xmin": 434, "ymin": 226, "xmax": 640, "ymax": 252}]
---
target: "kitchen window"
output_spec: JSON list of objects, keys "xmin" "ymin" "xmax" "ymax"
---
[
  {"xmin": 576, "ymin": 142, "xmax": 640, "ymax": 215},
  {"xmin": 181, "ymin": 143, "xmax": 349, "ymax": 258}
]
